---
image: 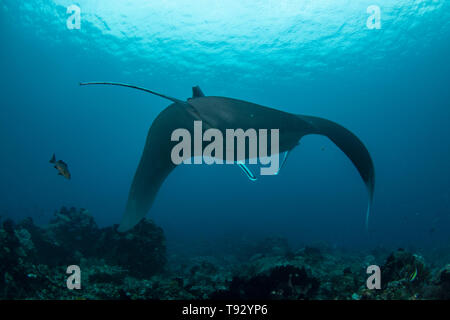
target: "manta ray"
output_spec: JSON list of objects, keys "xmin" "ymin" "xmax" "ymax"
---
[{"xmin": 80, "ymin": 82, "xmax": 375, "ymax": 232}]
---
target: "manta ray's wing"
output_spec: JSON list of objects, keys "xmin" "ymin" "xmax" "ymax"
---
[
  {"xmin": 80, "ymin": 81, "xmax": 202, "ymax": 232},
  {"xmin": 80, "ymin": 82, "xmax": 375, "ymax": 231},
  {"xmin": 118, "ymin": 103, "xmax": 194, "ymax": 232},
  {"xmin": 298, "ymin": 115, "xmax": 375, "ymax": 229}
]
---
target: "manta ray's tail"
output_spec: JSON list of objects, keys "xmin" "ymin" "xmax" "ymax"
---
[
  {"xmin": 298, "ymin": 115, "xmax": 375, "ymax": 229},
  {"xmin": 79, "ymin": 82, "xmax": 186, "ymax": 104}
]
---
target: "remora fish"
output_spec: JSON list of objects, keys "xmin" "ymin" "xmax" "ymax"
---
[
  {"xmin": 80, "ymin": 82, "xmax": 375, "ymax": 232},
  {"xmin": 49, "ymin": 153, "xmax": 71, "ymax": 179}
]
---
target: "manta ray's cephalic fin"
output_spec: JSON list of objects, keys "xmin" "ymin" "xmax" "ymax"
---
[
  {"xmin": 275, "ymin": 150, "xmax": 291, "ymax": 175},
  {"xmin": 237, "ymin": 162, "xmax": 257, "ymax": 181},
  {"xmin": 299, "ymin": 115, "xmax": 375, "ymax": 229},
  {"xmin": 80, "ymin": 82, "xmax": 186, "ymax": 105}
]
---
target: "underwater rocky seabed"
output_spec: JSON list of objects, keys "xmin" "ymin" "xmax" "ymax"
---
[{"xmin": 0, "ymin": 207, "xmax": 449, "ymax": 300}]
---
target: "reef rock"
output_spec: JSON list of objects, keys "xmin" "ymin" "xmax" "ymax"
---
[
  {"xmin": 96, "ymin": 219, "xmax": 166, "ymax": 277},
  {"xmin": 46, "ymin": 207, "xmax": 99, "ymax": 256},
  {"xmin": 211, "ymin": 264, "xmax": 319, "ymax": 299},
  {"xmin": 359, "ymin": 249, "xmax": 431, "ymax": 300},
  {"xmin": 0, "ymin": 207, "xmax": 167, "ymax": 299},
  {"xmin": 381, "ymin": 249, "xmax": 430, "ymax": 286}
]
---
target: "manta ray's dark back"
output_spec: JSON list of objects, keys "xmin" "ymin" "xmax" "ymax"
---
[{"xmin": 79, "ymin": 82, "xmax": 374, "ymax": 232}]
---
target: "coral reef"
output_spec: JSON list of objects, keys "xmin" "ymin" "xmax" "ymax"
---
[
  {"xmin": 358, "ymin": 249, "xmax": 430, "ymax": 300},
  {"xmin": 96, "ymin": 220, "xmax": 166, "ymax": 277},
  {"xmin": 210, "ymin": 265, "xmax": 319, "ymax": 300},
  {"xmin": 0, "ymin": 207, "xmax": 166, "ymax": 299},
  {"xmin": 1, "ymin": 208, "xmax": 449, "ymax": 300}
]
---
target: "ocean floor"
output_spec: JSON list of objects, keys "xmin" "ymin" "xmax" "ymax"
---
[{"xmin": 1, "ymin": 207, "xmax": 449, "ymax": 300}]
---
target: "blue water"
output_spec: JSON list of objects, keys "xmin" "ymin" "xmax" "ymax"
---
[{"xmin": 1, "ymin": 0, "xmax": 449, "ymax": 251}]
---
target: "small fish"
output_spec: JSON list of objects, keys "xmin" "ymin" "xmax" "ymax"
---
[
  {"xmin": 49, "ymin": 154, "xmax": 71, "ymax": 179},
  {"xmin": 409, "ymin": 267, "xmax": 418, "ymax": 282}
]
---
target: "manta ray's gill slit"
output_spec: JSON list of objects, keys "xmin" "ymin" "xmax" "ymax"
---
[{"xmin": 237, "ymin": 162, "xmax": 257, "ymax": 181}]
